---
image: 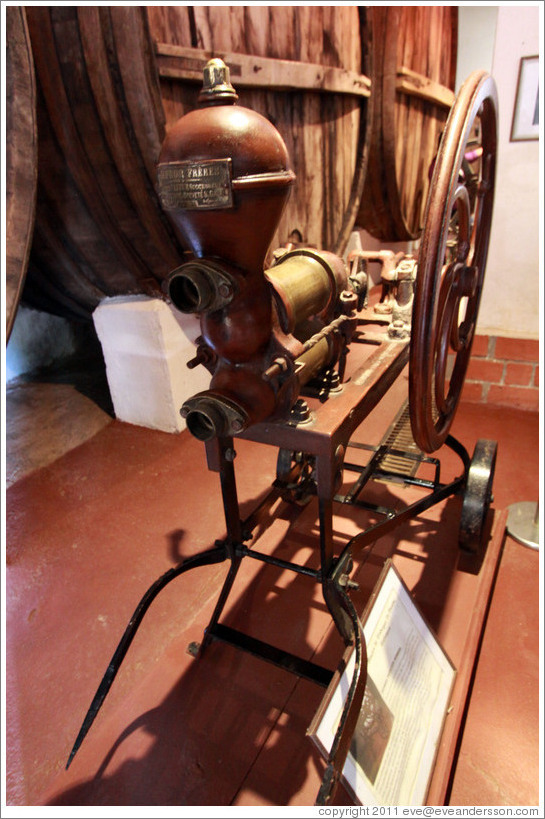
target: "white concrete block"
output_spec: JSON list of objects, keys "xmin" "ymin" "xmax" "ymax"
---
[{"xmin": 93, "ymin": 296, "xmax": 210, "ymax": 433}]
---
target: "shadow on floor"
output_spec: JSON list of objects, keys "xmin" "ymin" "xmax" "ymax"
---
[{"xmin": 41, "ymin": 479, "xmax": 472, "ymax": 807}]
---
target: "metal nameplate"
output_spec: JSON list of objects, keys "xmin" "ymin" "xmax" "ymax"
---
[{"xmin": 157, "ymin": 158, "xmax": 233, "ymax": 210}]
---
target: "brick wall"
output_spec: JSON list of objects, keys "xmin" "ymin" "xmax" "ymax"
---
[{"xmin": 461, "ymin": 335, "xmax": 540, "ymax": 411}]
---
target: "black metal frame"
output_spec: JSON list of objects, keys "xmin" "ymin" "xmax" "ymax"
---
[{"xmin": 66, "ymin": 416, "xmax": 470, "ymax": 805}]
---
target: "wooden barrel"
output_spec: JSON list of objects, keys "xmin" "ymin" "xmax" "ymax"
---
[
  {"xmin": 22, "ymin": 5, "xmax": 370, "ymax": 321},
  {"xmin": 23, "ymin": 6, "xmax": 181, "ymax": 321},
  {"xmin": 357, "ymin": 6, "xmax": 458, "ymax": 242},
  {"xmin": 5, "ymin": 6, "xmax": 38, "ymax": 339}
]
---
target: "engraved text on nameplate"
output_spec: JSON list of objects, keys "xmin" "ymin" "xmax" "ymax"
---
[{"xmin": 157, "ymin": 159, "xmax": 233, "ymax": 210}]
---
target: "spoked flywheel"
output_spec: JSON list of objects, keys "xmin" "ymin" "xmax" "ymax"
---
[
  {"xmin": 275, "ymin": 449, "xmax": 316, "ymax": 505},
  {"xmin": 409, "ymin": 71, "xmax": 498, "ymax": 453},
  {"xmin": 459, "ymin": 439, "xmax": 497, "ymax": 554}
]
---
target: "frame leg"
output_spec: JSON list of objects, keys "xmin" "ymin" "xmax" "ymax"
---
[
  {"xmin": 316, "ymin": 564, "xmax": 368, "ymax": 805},
  {"xmin": 313, "ymin": 450, "xmax": 370, "ymax": 804},
  {"xmin": 199, "ymin": 436, "xmax": 246, "ymax": 651},
  {"xmin": 199, "ymin": 541, "xmax": 242, "ymax": 652},
  {"xmin": 66, "ymin": 543, "xmax": 228, "ymax": 769},
  {"xmin": 316, "ymin": 451, "xmax": 355, "ymax": 643}
]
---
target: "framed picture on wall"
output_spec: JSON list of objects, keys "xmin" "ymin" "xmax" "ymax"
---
[{"xmin": 511, "ymin": 55, "xmax": 539, "ymax": 141}]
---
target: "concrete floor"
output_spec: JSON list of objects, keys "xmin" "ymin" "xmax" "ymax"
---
[{"xmin": 4, "ymin": 361, "xmax": 541, "ymax": 808}]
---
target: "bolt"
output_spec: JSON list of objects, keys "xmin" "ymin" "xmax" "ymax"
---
[
  {"xmin": 337, "ymin": 574, "xmax": 359, "ymax": 591},
  {"xmin": 292, "ymin": 398, "xmax": 310, "ymax": 421},
  {"xmin": 187, "ymin": 641, "xmax": 201, "ymax": 657},
  {"xmin": 218, "ymin": 282, "xmax": 233, "ymax": 299},
  {"xmin": 224, "ymin": 447, "xmax": 237, "ymax": 462},
  {"xmin": 388, "ymin": 319, "xmax": 410, "ymax": 340},
  {"xmin": 263, "ymin": 356, "xmax": 289, "ymax": 382}
]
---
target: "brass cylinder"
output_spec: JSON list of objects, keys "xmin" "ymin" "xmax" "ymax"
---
[
  {"xmin": 296, "ymin": 337, "xmax": 332, "ymax": 385},
  {"xmin": 266, "ymin": 249, "xmax": 344, "ymax": 335}
]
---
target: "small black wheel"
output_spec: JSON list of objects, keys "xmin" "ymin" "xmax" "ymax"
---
[
  {"xmin": 275, "ymin": 449, "xmax": 316, "ymax": 505},
  {"xmin": 459, "ymin": 439, "xmax": 497, "ymax": 553}
]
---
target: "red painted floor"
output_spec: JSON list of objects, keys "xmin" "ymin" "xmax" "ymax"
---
[{"xmin": 4, "ymin": 378, "xmax": 541, "ymax": 808}]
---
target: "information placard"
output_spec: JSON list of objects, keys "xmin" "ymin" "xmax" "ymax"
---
[{"xmin": 310, "ymin": 561, "xmax": 456, "ymax": 806}]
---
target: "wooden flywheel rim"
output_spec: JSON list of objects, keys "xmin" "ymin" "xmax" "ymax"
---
[{"xmin": 409, "ymin": 71, "xmax": 498, "ymax": 453}]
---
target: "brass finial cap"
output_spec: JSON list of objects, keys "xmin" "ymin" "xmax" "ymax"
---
[{"xmin": 198, "ymin": 58, "xmax": 238, "ymax": 106}]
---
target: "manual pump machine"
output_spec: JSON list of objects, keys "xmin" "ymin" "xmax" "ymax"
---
[{"xmin": 67, "ymin": 59, "xmax": 499, "ymax": 804}]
